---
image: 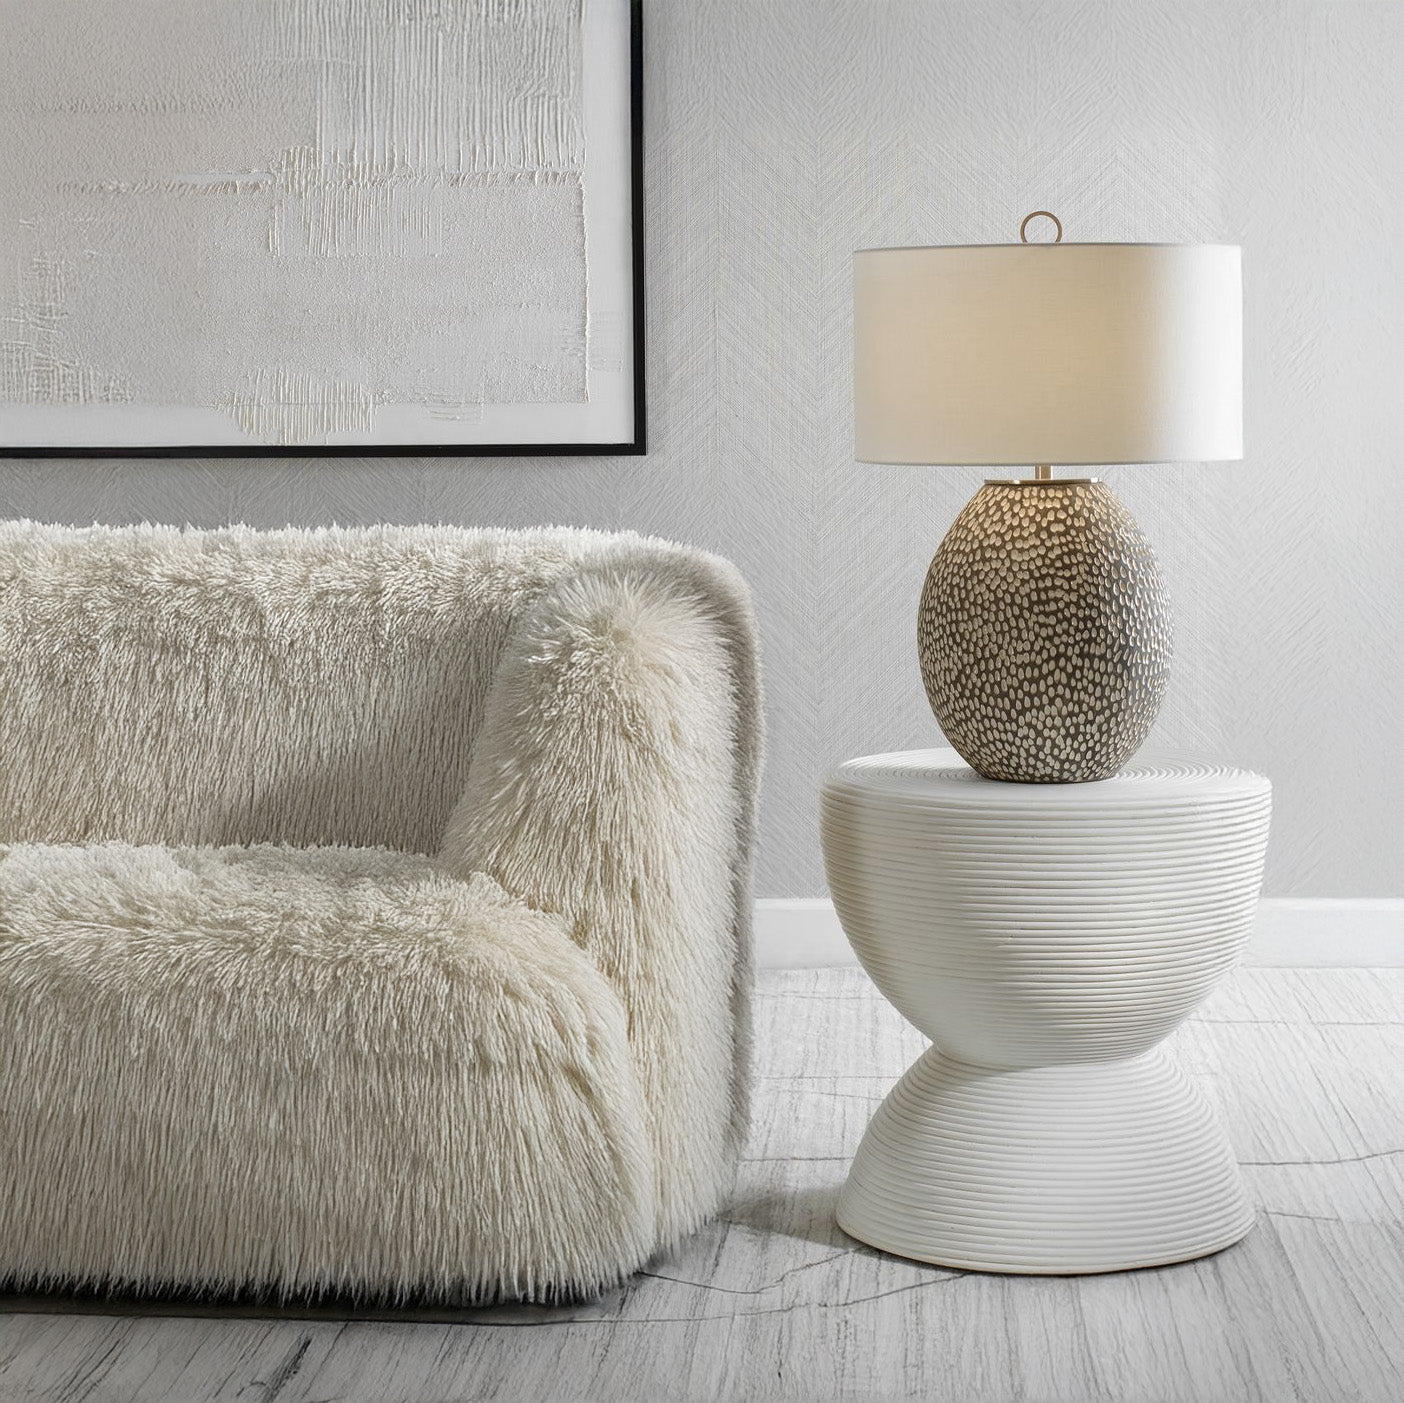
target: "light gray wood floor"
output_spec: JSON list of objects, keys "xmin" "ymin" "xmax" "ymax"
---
[{"xmin": 2, "ymin": 967, "xmax": 1401, "ymax": 1402}]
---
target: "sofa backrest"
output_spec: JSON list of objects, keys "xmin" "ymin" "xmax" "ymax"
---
[{"xmin": 0, "ymin": 521, "xmax": 623, "ymax": 851}]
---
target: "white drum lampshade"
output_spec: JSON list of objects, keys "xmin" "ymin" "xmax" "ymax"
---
[
  {"xmin": 854, "ymin": 241, "xmax": 1243, "ymax": 466},
  {"xmin": 853, "ymin": 219, "xmax": 1245, "ymax": 783}
]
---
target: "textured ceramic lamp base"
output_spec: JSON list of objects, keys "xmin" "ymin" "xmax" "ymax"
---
[
  {"xmin": 822, "ymin": 752, "xmax": 1273, "ymax": 1276},
  {"xmin": 919, "ymin": 479, "xmax": 1171, "ymax": 783}
]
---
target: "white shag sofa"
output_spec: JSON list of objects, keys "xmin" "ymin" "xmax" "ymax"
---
[{"xmin": 0, "ymin": 520, "xmax": 761, "ymax": 1305}]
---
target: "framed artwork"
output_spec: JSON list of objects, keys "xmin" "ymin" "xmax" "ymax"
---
[{"xmin": 0, "ymin": 0, "xmax": 643, "ymax": 456}]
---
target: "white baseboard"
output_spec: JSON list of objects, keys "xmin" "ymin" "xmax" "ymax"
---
[
  {"xmin": 755, "ymin": 899, "xmax": 850, "ymax": 968},
  {"xmin": 755, "ymin": 897, "xmax": 1404, "ymax": 969}
]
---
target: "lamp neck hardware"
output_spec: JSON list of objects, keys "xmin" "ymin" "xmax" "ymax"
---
[
  {"xmin": 984, "ymin": 476, "xmax": 1100, "ymax": 488},
  {"xmin": 1018, "ymin": 216, "xmax": 1064, "ymax": 482}
]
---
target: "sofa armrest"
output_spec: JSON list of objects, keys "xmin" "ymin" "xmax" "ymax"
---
[{"xmin": 438, "ymin": 542, "xmax": 762, "ymax": 1247}]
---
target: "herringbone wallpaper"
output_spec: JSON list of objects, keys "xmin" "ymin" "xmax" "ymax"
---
[{"xmin": 2, "ymin": 1, "xmax": 1400, "ymax": 897}]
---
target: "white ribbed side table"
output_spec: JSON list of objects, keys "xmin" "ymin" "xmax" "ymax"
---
[{"xmin": 821, "ymin": 749, "xmax": 1272, "ymax": 1275}]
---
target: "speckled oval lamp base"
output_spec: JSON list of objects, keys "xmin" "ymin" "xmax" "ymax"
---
[{"xmin": 919, "ymin": 480, "xmax": 1171, "ymax": 783}]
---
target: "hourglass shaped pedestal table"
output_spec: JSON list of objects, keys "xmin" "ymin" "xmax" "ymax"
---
[{"xmin": 821, "ymin": 750, "xmax": 1272, "ymax": 1275}]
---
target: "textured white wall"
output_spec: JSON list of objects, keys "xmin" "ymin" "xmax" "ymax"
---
[{"xmin": 2, "ymin": 1, "xmax": 1400, "ymax": 897}]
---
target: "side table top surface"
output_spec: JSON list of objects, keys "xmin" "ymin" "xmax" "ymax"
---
[{"xmin": 825, "ymin": 749, "xmax": 1270, "ymax": 811}]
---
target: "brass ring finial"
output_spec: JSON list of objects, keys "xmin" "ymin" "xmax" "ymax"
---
[{"xmin": 1019, "ymin": 210, "xmax": 1063, "ymax": 243}]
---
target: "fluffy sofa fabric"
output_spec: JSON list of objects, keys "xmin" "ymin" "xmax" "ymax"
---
[
  {"xmin": 0, "ymin": 521, "xmax": 762, "ymax": 1304},
  {"xmin": 0, "ymin": 847, "xmax": 654, "ymax": 1301},
  {"xmin": 441, "ymin": 554, "xmax": 755, "ymax": 1249}
]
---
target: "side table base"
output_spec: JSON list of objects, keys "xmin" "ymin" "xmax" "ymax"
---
[{"xmin": 837, "ymin": 1047, "xmax": 1254, "ymax": 1275}]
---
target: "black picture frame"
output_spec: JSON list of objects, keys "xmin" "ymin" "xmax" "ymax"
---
[{"xmin": 2, "ymin": 0, "xmax": 645, "ymax": 460}]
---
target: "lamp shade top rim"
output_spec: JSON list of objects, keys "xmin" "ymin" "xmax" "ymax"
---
[
  {"xmin": 854, "ymin": 455, "xmax": 1246, "ymax": 467},
  {"xmin": 855, "ymin": 242, "xmax": 1241, "ymax": 255}
]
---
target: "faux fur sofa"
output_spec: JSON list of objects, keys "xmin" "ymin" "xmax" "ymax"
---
[{"xmin": 0, "ymin": 520, "xmax": 761, "ymax": 1305}]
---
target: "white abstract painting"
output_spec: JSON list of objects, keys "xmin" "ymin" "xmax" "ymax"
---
[{"xmin": 0, "ymin": 0, "xmax": 639, "ymax": 451}]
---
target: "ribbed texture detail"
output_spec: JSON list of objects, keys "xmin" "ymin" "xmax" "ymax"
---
[
  {"xmin": 837, "ymin": 1049, "xmax": 1254, "ymax": 1274},
  {"xmin": 821, "ymin": 751, "xmax": 1272, "ymax": 1067},
  {"xmin": 822, "ymin": 749, "xmax": 1271, "ymax": 1273}
]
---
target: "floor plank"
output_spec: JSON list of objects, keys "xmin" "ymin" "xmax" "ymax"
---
[{"xmin": 2, "ymin": 967, "xmax": 1400, "ymax": 1402}]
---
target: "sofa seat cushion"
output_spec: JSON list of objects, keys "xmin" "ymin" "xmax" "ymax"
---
[{"xmin": 0, "ymin": 842, "xmax": 655, "ymax": 1303}]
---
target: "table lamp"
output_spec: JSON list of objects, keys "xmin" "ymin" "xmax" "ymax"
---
[{"xmin": 854, "ymin": 212, "xmax": 1243, "ymax": 782}]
